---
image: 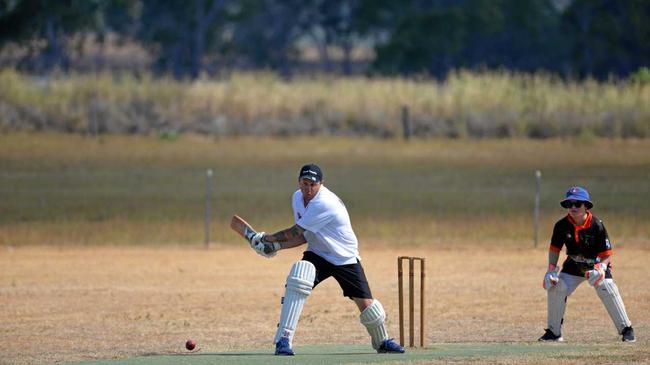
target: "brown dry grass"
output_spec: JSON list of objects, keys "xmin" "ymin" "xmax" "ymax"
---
[
  {"xmin": 1, "ymin": 244, "xmax": 649, "ymax": 365},
  {"xmin": 2, "ymin": 69, "xmax": 649, "ymax": 138}
]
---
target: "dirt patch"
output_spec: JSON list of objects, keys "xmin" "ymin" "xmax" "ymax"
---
[{"xmin": 1, "ymin": 244, "xmax": 648, "ymax": 364}]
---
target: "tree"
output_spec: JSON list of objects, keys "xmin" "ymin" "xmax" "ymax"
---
[
  {"xmin": 229, "ymin": 0, "xmax": 303, "ymax": 75},
  {"xmin": 293, "ymin": 0, "xmax": 362, "ymax": 75},
  {"xmin": 463, "ymin": 0, "xmax": 564, "ymax": 72},
  {"xmin": 136, "ymin": 0, "xmax": 235, "ymax": 78},
  {"xmin": 562, "ymin": 0, "xmax": 650, "ymax": 78},
  {"xmin": 232, "ymin": 0, "xmax": 381, "ymax": 76},
  {"xmin": 372, "ymin": 0, "xmax": 565, "ymax": 77},
  {"xmin": 373, "ymin": 7, "xmax": 467, "ymax": 77},
  {"xmin": 0, "ymin": 0, "xmax": 108, "ymax": 72}
]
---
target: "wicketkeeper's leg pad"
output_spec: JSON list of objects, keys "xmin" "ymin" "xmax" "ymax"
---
[
  {"xmin": 596, "ymin": 279, "xmax": 632, "ymax": 334},
  {"xmin": 547, "ymin": 277, "xmax": 569, "ymax": 336},
  {"xmin": 359, "ymin": 299, "xmax": 388, "ymax": 350},
  {"xmin": 274, "ymin": 260, "xmax": 316, "ymax": 346}
]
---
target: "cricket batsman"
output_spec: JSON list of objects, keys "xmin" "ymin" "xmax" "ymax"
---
[
  {"xmin": 248, "ymin": 164, "xmax": 405, "ymax": 355},
  {"xmin": 540, "ymin": 186, "xmax": 635, "ymax": 342}
]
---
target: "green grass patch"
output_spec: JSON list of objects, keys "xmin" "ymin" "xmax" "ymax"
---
[{"xmin": 66, "ymin": 343, "xmax": 600, "ymax": 365}]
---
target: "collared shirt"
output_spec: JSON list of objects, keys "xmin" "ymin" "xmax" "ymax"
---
[
  {"xmin": 292, "ymin": 186, "xmax": 360, "ymax": 265},
  {"xmin": 549, "ymin": 212, "xmax": 613, "ymax": 276}
]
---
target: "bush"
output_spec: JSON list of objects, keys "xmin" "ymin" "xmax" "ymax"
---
[
  {"xmin": 629, "ymin": 67, "xmax": 650, "ymax": 85},
  {"xmin": 1, "ymin": 68, "xmax": 648, "ymax": 139}
]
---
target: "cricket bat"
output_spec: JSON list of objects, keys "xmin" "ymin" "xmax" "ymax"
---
[{"xmin": 230, "ymin": 215, "xmax": 257, "ymax": 244}]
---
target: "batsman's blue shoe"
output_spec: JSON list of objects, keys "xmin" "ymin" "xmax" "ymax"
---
[
  {"xmin": 274, "ymin": 337, "xmax": 294, "ymax": 356},
  {"xmin": 377, "ymin": 338, "xmax": 405, "ymax": 353}
]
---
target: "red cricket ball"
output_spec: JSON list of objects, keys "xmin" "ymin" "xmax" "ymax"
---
[{"xmin": 185, "ymin": 339, "xmax": 197, "ymax": 351}]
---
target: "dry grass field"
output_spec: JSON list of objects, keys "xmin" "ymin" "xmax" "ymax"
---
[
  {"xmin": 1, "ymin": 244, "xmax": 649, "ymax": 364},
  {"xmin": 1, "ymin": 134, "xmax": 649, "ymax": 364},
  {"xmin": 2, "ymin": 134, "xmax": 650, "ymax": 247}
]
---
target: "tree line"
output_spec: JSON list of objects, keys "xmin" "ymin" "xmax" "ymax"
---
[{"xmin": 0, "ymin": 0, "xmax": 648, "ymax": 79}]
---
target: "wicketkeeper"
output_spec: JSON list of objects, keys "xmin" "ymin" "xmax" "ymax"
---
[
  {"xmin": 540, "ymin": 186, "xmax": 635, "ymax": 342},
  {"xmin": 248, "ymin": 164, "xmax": 405, "ymax": 355}
]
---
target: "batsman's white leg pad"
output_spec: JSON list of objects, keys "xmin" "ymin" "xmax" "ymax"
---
[
  {"xmin": 596, "ymin": 279, "xmax": 632, "ymax": 334},
  {"xmin": 547, "ymin": 277, "xmax": 569, "ymax": 336},
  {"xmin": 274, "ymin": 260, "xmax": 316, "ymax": 346},
  {"xmin": 359, "ymin": 299, "xmax": 388, "ymax": 350}
]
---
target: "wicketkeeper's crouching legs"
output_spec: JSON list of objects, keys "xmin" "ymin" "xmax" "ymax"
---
[
  {"xmin": 274, "ymin": 260, "xmax": 316, "ymax": 355},
  {"xmin": 546, "ymin": 276, "xmax": 569, "ymax": 338},
  {"xmin": 544, "ymin": 272, "xmax": 583, "ymax": 340},
  {"xmin": 544, "ymin": 273, "xmax": 635, "ymax": 342},
  {"xmin": 596, "ymin": 279, "xmax": 632, "ymax": 335}
]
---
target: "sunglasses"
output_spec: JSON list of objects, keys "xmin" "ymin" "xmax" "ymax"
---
[{"xmin": 564, "ymin": 201, "xmax": 584, "ymax": 208}]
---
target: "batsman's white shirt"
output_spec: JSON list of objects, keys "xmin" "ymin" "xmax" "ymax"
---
[{"xmin": 292, "ymin": 186, "xmax": 360, "ymax": 265}]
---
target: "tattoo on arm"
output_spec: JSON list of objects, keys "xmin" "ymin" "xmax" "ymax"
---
[{"xmin": 268, "ymin": 225, "xmax": 304, "ymax": 243}]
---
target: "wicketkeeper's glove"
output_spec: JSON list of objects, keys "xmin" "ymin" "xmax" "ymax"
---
[
  {"xmin": 585, "ymin": 262, "xmax": 607, "ymax": 287},
  {"xmin": 543, "ymin": 264, "xmax": 559, "ymax": 290}
]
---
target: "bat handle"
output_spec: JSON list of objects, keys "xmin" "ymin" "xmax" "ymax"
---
[{"xmin": 244, "ymin": 228, "xmax": 256, "ymax": 242}]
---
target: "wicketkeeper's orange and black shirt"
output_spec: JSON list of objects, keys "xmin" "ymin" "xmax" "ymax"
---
[{"xmin": 549, "ymin": 211, "xmax": 614, "ymax": 278}]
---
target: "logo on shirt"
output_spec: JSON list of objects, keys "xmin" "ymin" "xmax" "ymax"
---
[
  {"xmin": 566, "ymin": 233, "xmax": 572, "ymax": 240},
  {"xmin": 297, "ymin": 213, "xmax": 302, "ymax": 219}
]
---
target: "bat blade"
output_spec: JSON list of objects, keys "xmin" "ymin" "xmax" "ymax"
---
[{"xmin": 230, "ymin": 215, "xmax": 257, "ymax": 243}]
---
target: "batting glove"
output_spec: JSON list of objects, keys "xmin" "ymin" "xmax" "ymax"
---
[
  {"xmin": 249, "ymin": 231, "xmax": 265, "ymax": 247},
  {"xmin": 586, "ymin": 262, "xmax": 607, "ymax": 287},
  {"xmin": 253, "ymin": 239, "xmax": 281, "ymax": 258},
  {"xmin": 543, "ymin": 264, "xmax": 559, "ymax": 290}
]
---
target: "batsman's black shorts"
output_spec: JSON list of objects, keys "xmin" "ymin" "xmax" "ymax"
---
[{"xmin": 302, "ymin": 251, "xmax": 373, "ymax": 300}]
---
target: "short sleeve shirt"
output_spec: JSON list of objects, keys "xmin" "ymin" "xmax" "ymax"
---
[
  {"xmin": 549, "ymin": 213, "xmax": 613, "ymax": 277},
  {"xmin": 292, "ymin": 186, "xmax": 360, "ymax": 265}
]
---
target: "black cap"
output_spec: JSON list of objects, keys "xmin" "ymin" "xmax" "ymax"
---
[{"xmin": 299, "ymin": 164, "xmax": 323, "ymax": 182}]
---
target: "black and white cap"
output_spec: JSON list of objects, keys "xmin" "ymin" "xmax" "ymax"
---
[{"xmin": 298, "ymin": 164, "xmax": 323, "ymax": 182}]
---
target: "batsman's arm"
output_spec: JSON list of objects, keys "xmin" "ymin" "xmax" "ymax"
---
[{"xmin": 265, "ymin": 224, "xmax": 307, "ymax": 249}]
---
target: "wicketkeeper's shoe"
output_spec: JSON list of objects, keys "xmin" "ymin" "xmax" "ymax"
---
[
  {"xmin": 274, "ymin": 337, "xmax": 294, "ymax": 356},
  {"xmin": 377, "ymin": 338, "xmax": 405, "ymax": 353},
  {"xmin": 538, "ymin": 329, "xmax": 564, "ymax": 342},
  {"xmin": 622, "ymin": 326, "xmax": 636, "ymax": 343}
]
